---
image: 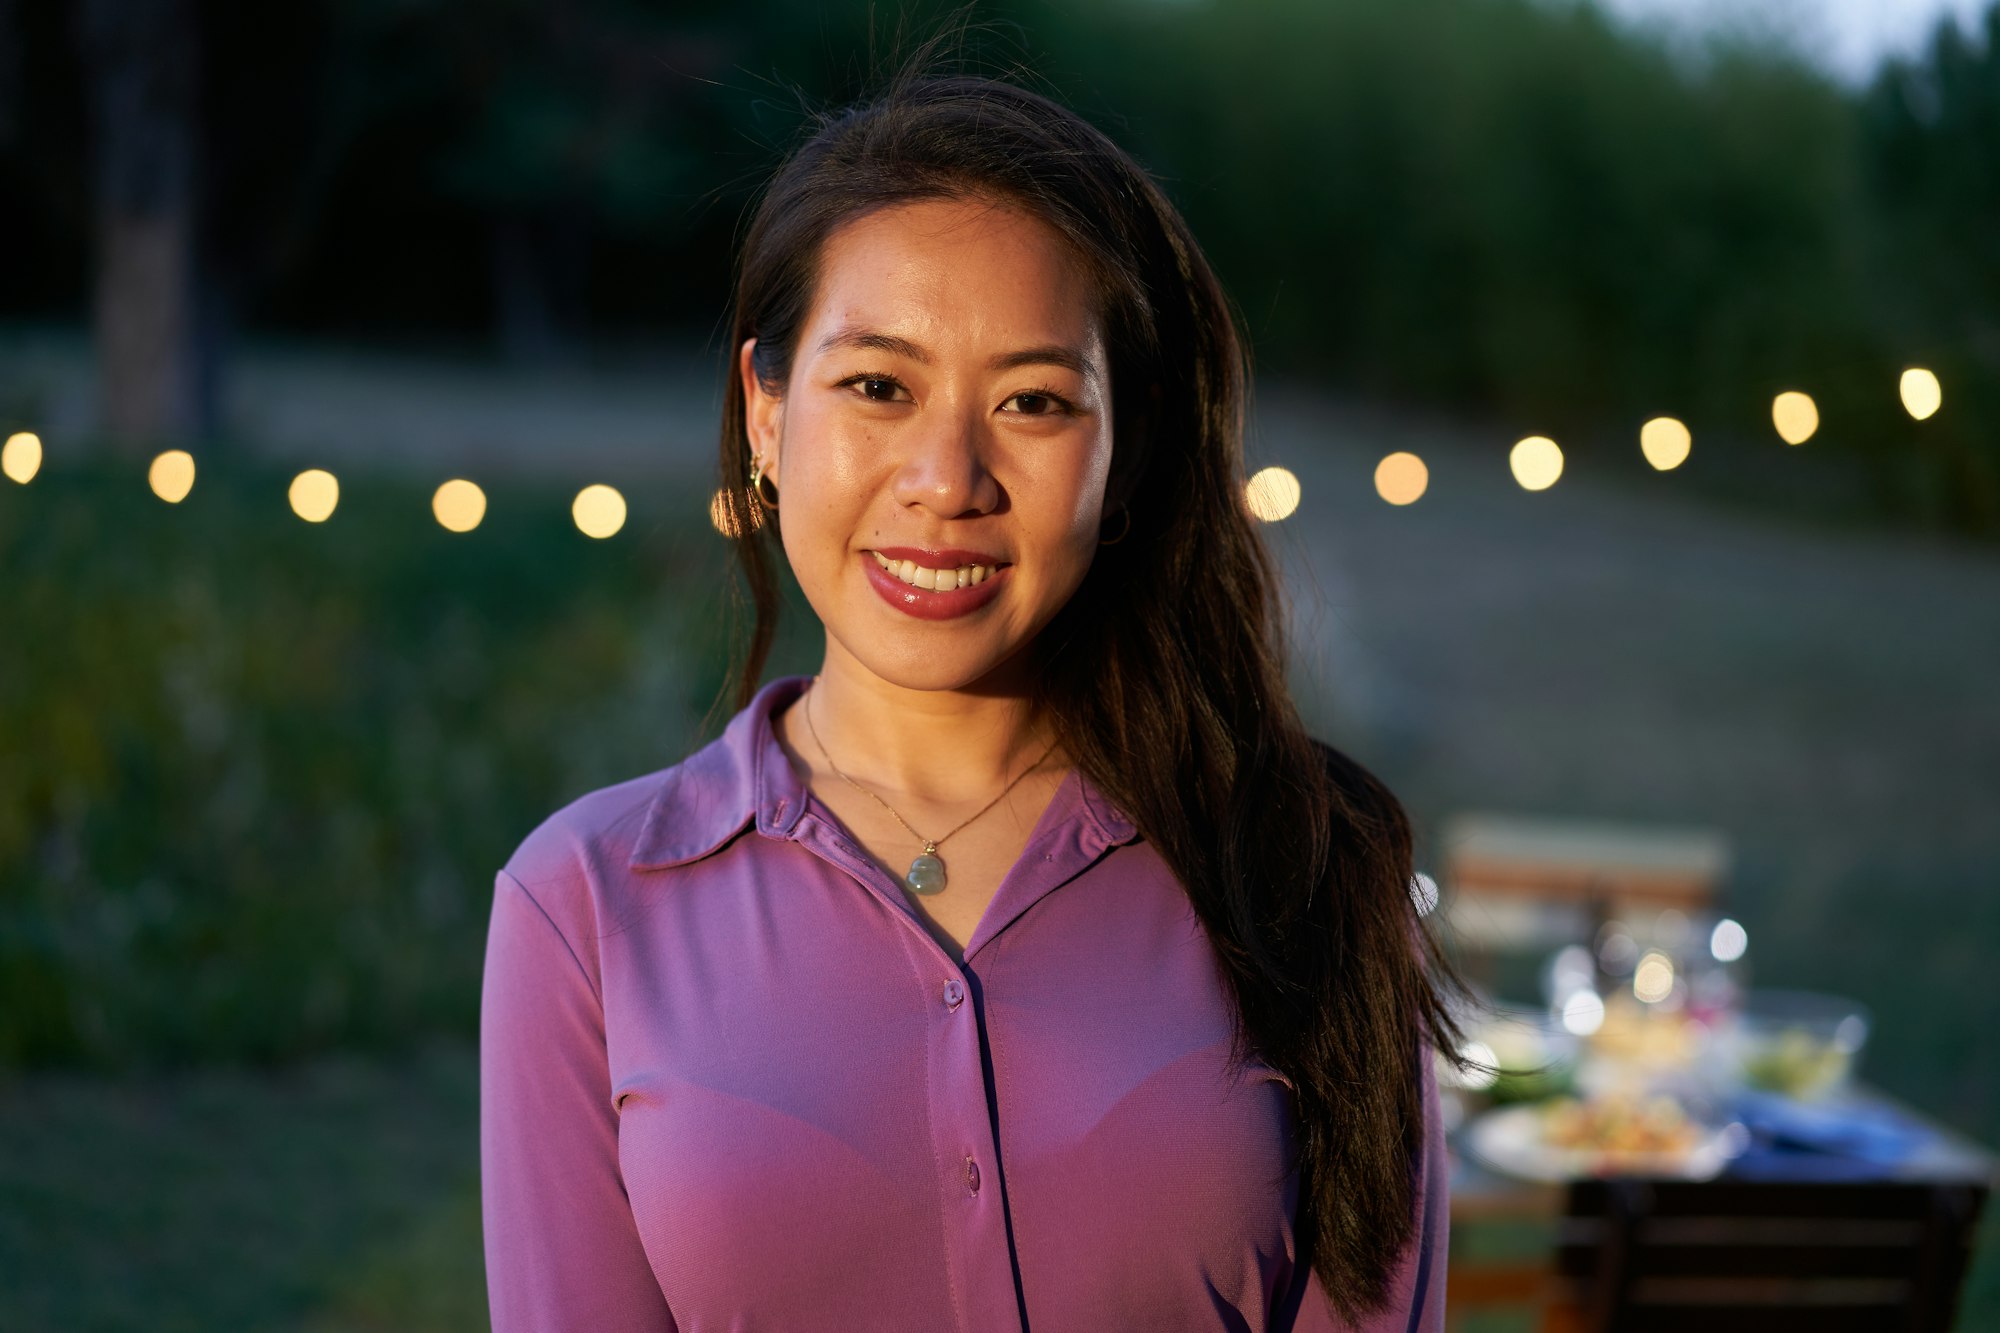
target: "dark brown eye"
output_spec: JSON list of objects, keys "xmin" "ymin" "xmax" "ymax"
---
[{"xmin": 861, "ymin": 379, "xmax": 898, "ymax": 400}]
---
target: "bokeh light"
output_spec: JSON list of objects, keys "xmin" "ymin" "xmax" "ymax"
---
[
  {"xmin": 1509, "ymin": 436, "xmax": 1563, "ymax": 491},
  {"xmin": 1710, "ymin": 917, "xmax": 1748, "ymax": 963},
  {"xmin": 709, "ymin": 487, "xmax": 763, "ymax": 537},
  {"xmin": 3, "ymin": 431, "xmax": 42, "ymax": 484},
  {"xmin": 1561, "ymin": 989, "xmax": 1606, "ymax": 1036},
  {"xmin": 1640, "ymin": 416, "xmax": 1691, "ymax": 471},
  {"xmin": 1900, "ymin": 367, "xmax": 1942, "ymax": 421},
  {"xmin": 1244, "ymin": 465, "xmax": 1301, "ymax": 522},
  {"xmin": 289, "ymin": 468, "xmax": 340, "ymax": 522},
  {"xmin": 1374, "ymin": 451, "xmax": 1429, "ymax": 505},
  {"xmin": 1772, "ymin": 391, "xmax": 1819, "ymax": 445},
  {"xmin": 573, "ymin": 483, "xmax": 627, "ymax": 539},
  {"xmin": 432, "ymin": 478, "xmax": 487, "ymax": 533},
  {"xmin": 1455, "ymin": 1040, "xmax": 1499, "ymax": 1092},
  {"xmin": 149, "ymin": 449, "xmax": 196, "ymax": 503},
  {"xmin": 1632, "ymin": 949, "xmax": 1675, "ymax": 1003}
]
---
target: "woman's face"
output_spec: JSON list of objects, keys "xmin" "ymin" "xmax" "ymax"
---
[{"xmin": 740, "ymin": 196, "xmax": 1115, "ymax": 694}]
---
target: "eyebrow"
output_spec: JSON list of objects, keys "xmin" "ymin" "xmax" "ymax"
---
[{"xmin": 814, "ymin": 326, "xmax": 1100, "ymax": 384}]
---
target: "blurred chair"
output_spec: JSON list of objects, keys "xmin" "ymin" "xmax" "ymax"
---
[
  {"xmin": 1436, "ymin": 811, "xmax": 1731, "ymax": 987},
  {"xmin": 1544, "ymin": 1177, "xmax": 1990, "ymax": 1333}
]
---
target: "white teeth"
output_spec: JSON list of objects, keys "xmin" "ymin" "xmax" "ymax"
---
[{"xmin": 872, "ymin": 553, "xmax": 997, "ymax": 590}]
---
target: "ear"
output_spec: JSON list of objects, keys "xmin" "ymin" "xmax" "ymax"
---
[{"xmin": 739, "ymin": 337, "xmax": 784, "ymax": 482}]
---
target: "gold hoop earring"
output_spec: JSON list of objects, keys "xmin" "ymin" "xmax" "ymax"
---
[
  {"xmin": 749, "ymin": 448, "xmax": 780, "ymax": 509},
  {"xmin": 1098, "ymin": 505, "xmax": 1130, "ymax": 546}
]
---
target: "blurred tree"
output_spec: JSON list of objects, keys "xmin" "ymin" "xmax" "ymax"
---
[
  {"xmin": 1858, "ymin": 6, "xmax": 2000, "ymax": 530},
  {"xmin": 77, "ymin": 0, "xmax": 205, "ymax": 450}
]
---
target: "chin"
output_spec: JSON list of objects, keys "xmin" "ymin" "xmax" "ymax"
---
[{"xmin": 840, "ymin": 635, "xmax": 1032, "ymax": 695}]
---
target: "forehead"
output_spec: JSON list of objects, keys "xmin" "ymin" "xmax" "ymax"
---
[{"xmin": 806, "ymin": 197, "xmax": 1102, "ymax": 357}]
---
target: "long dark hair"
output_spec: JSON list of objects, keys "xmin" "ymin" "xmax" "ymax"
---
[{"xmin": 712, "ymin": 50, "xmax": 1477, "ymax": 1325}]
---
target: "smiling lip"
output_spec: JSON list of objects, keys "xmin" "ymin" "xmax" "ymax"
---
[
  {"xmin": 873, "ymin": 546, "xmax": 1008, "ymax": 568},
  {"xmin": 862, "ymin": 550, "xmax": 1010, "ymax": 621}
]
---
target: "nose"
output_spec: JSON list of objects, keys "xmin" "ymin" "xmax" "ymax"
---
[{"xmin": 891, "ymin": 405, "xmax": 1001, "ymax": 518}]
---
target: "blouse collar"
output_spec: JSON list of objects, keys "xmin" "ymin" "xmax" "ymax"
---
[{"xmin": 629, "ymin": 674, "xmax": 1137, "ymax": 871}]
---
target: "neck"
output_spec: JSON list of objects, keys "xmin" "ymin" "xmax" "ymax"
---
[{"xmin": 794, "ymin": 641, "xmax": 1064, "ymax": 805}]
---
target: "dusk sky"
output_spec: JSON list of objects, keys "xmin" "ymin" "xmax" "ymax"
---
[{"xmin": 1594, "ymin": 0, "xmax": 1994, "ymax": 84}]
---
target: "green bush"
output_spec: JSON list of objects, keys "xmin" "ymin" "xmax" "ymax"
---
[{"xmin": 0, "ymin": 457, "xmax": 739, "ymax": 1069}]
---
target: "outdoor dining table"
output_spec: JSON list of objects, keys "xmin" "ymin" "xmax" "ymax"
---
[{"xmin": 1444, "ymin": 1079, "xmax": 1998, "ymax": 1331}]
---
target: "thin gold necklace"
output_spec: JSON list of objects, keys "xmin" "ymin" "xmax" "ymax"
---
[{"xmin": 802, "ymin": 677, "xmax": 1058, "ymax": 896}]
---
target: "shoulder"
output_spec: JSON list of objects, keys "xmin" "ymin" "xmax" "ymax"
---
[
  {"xmin": 495, "ymin": 691, "xmax": 768, "ymax": 934},
  {"xmin": 503, "ymin": 766, "xmax": 671, "ymax": 895}
]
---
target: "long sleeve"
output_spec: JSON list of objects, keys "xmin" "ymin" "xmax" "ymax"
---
[
  {"xmin": 480, "ymin": 869, "xmax": 677, "ymax": 1332},
  {"xmin": 1397, "ymin": 1043, "xmax": 1451, "ymax": 1333}
]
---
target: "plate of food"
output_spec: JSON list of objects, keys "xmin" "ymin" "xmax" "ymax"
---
[{"xmin": 1463, "ymin": 1090, "xmax": 1741, "ymax": 1181}]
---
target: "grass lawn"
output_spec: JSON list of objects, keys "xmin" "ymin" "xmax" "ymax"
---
[{"xmin": 0, "ymin": 1040, "xmax": 485, "ymax": 1332}]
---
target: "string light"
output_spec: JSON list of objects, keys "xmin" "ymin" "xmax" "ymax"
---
[
  {"xmin": 1772, "ymin": 391, "xmax": 1818, "ymax": 445},
  {"xmin": 2, "ymin": 431, "xmax": 42, "ymax": 484},
  {"xmin": 1900, "ymin": 368, "xmax": 1941, "ymax": 421},
  {"xmin": 1640, "ymin": 417, "xmax": 1691, "ymax": 471},
  {"xmin": 1509, "ymin": 436, "xmax": 1562, "ymax": 491},
  {"xmin": 432, "ymin": 479, "xmax": 487, "ymax": 533},
  {"xmin": 573, "ymin": 484, "xmax": 627, "ymax": 538},
  {"xmin": 1374, "ymin": 452, "xmax": 1428, "ymax": 505},
  {"xmin": 149, "ymin": 450, "xmax": 196, "ymax": 503},
  {"xmin": 289, "ymin": 469, "xmax": 340, "ymax": 522},
  {"xmin": 1244, "ymin": 466, "xmax": 1301, "ymax": 522}
]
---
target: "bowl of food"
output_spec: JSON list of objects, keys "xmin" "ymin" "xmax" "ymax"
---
[{"xmin": 1727, "ymin": 990, "xmax": 1870, "ymax": 1101}]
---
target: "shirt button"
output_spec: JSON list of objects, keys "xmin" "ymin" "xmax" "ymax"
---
[
  {"xmin": 965, "ymin": 1156, "xmax": 981, "ymax": 1193},
  {"xmin": 942, "ymin": 979, "xmax": 965, "ymax": 1010}
]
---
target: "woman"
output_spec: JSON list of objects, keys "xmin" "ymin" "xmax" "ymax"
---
[{"xmin": 482, "ymin": 58, "xmax": 1474, "ymax": 1333}]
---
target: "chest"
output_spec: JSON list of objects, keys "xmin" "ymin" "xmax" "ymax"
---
[{"xmin": 594, "ymin": 833, "xmax": 1303, "ymax": 1331}]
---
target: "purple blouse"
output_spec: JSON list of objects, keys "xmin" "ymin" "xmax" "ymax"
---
[{"xmin": 480, "ymin": 674, "xmax": 1448, "ymax": 1331}]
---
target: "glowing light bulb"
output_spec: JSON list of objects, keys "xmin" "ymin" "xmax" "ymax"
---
[
  {"xmin": 709, "ymin": 487, "xmax": 763, "ymax": 537},
  {"xmin": 1562, "ymin": 990, "xmax": 1606, "ymax": 1036},
  {"xmin": 1772, "ymin": 392, "xmax": 1819, "ymax": 445},
  {"xmin": 1509, "ymin": 436, "xmax": 1563, "ymax": 491},
  {"xmin": 1374, "ymin": 452, "xmax": 1428, "ymax": 505},
  {"xmin": 1710, "ymin": 918, "xmax": 1747, "ymax": 963},
  {"xmin": 149, "ymin": 450, "xmax": 196, "ymax": 503},
  {"xmin": 1633, "ymin": 950, "xmax": 1675, "ymax": 1003},
  {"xmin": 1900, "ymin": 368, "xmax": 1941, "ymax": 421},
  {"xmin": 432, "ymin": 479, "xmax": 487, "ymax": 533},
  {"xmin": 1640, "ymin": 417, "xmax": 1691, "ymax": 471},
  {"xmin": 2, "ymin": 431, "xmax": 42, "ymax": 484},
  {"xmin": 289, "ymin": 469, "xmax": 339, "ymax": 522},
  {"xmin": 574, "ymin": 484, "xmax": 627, "ymax": 539},
  {"xmin": 1244, "ymin": 466, "xmax": 1301, "ymax": 522}
]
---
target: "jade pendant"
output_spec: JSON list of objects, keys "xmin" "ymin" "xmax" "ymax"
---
[{"xmin": 906, "ymin": 850, "xmax": 947, "ymax": 895}]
